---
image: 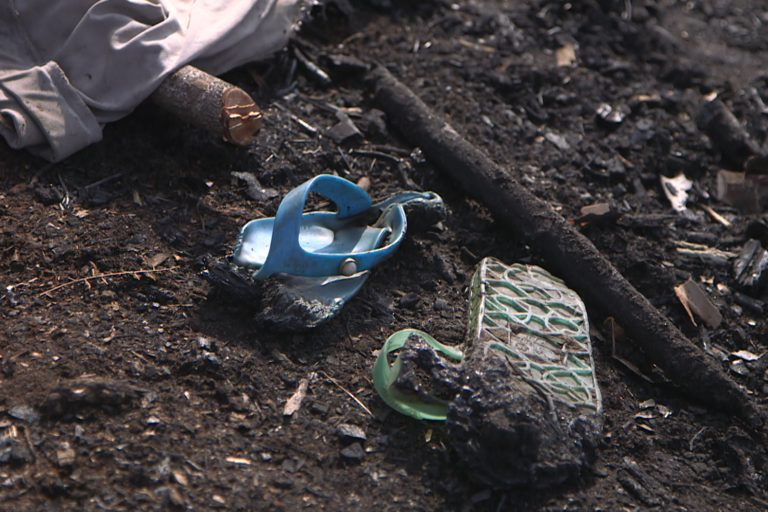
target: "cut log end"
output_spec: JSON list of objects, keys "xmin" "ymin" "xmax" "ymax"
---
[{"xmin": 150, "ymin": 65, "xmax": 262, "ymax": 146}]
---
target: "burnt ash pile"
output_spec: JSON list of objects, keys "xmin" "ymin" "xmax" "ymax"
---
[{"xmin": 2, "ymin": 0, "xmax": 768, "ymax": 510}]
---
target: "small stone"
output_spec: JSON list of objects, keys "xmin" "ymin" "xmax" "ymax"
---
[
  {"xmin": 544, "ymin": 132, "xmax": 571, "ymax": 152},
  {"xmin": 8, "ymin": 405, "xmax": 40, "ymax": 424},
  {"xmin": 730, "ymin": 360, "xmax": 749, "ymax": 376},
  {"xmin": 336, "ymin": 424, "xmax": 367, "ymax": 443},
  {"xmin": 327, "ymin": 116, "xmax": 363, "ymax": 144},
  {"xmin": 0, "ymin": 445, "xmax": 30, "ymax": 465},
  {"xmin": 203, "ymin": 351, "xmax": 221, "ymax": 366},
  {"xmin": 198, "ymin": 337, "xmax": 215, "ymax": 351},
  {"xmin": 606, "ymin": 157, "xmax": 626, "ymax": 178},
  {"xmin": 361, "ymin": 109, "xmax": 387, "ymax": 138},
  {"xmin": 56, "ymin": 443, "xmax": 76, "ymax": 467},
  {"xmin": 410, "ymin": 148, "xmax": 426, "ymax": 165},
  {"xmin": 310, "ymin": 401, "xmax": 330, "ymax": 415},
  {"xmin": 398, "ymin": 293, "xmax": 420, "ymax": 309},
  {"xmin": 35, "ymin": 185, "xmax": 62, "ymax": 206},
  {"xmin": 434, "ymin": 299, "xmax": 448, "ymax": 311},
  {"xmin": 273, "ymin": 476, "xmax": 295, "ymax": 489},
  {"xmin": 340, "ymin": 442, "xmax": 365, "ymax": 461},
  {"xmin": 596, "ymin": 103, "xmax": 628, "ymax": 125},
  {"xmin": 168, "ymin": 486, "xmax": 185, "ymax": 507},
  {"xmin": 281, "ymin": 458, "xmax": 305, "ymax": 473}
]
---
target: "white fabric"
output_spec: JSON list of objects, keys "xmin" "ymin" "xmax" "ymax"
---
[{"xmin": 0, "ymin": 0, "xmax": 304, "ymax": 161}]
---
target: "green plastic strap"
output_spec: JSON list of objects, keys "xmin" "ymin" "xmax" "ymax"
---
[{"xmin": 373, "ymin": 329, "xmax": 463, "ymax": 421}]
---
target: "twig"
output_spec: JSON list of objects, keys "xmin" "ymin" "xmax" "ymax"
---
[
  {"xmin": 274, "ymin": 103, "xmax": 318, "ymax": 135},
  {"xmin": 349, "ymin": 149, "xmax": 401, "ymax": 163},
  {"xmin": 370, "ymin": 145, "xmax": 412, "ymax": 157},
  {"xmin": 689, "ymin": 426, "xmax": 708, "ymax": 451},
  {"xmin": 30, "ymin": 162, "xmax": 56, "ymax": 184},
  {"xmin": 58, "ymin": 173, "xmax": 70, "ymax": 208},
  {"xmin": 317, "ymin": 370, "xmax": 374, "ymax": 418},
  {"xmin": 293, "ymin": 47, "xmax": 331, "ymax": 87},
  {"xmin": 365, "ymin": 64, "xmax": 761, "ymax": 426},
  {"xmin": 21, "ymin": 425, "xmax": 37, "ymax": 464},
  {"xmin": 38, "ymin": 269, "xmax": 173, "ymax": 297},
  {"xmin": 338, "ymin": 147, "xmax": 354, "ymax": 175},
  {"xmin": 701, "ymin": 204, "xmax": 732, "ymax": 227},
  {"xmin": 85, "ymin": 173, "xmax": 123, "ymax": 190}
]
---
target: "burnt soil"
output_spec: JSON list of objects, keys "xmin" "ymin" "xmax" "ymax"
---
[{"xmin": 3, "ymin": 0, "xmax": 768, "ymax": 510}]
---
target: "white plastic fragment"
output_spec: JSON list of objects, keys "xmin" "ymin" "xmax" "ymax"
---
[{"xmin": 660, "ymin": 174, "xmax": 693, "ymax": 212}]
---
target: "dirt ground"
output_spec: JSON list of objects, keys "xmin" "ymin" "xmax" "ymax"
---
[{"xmin": 3, "ymin": 0, "xmax": 768, "ymax": 510}]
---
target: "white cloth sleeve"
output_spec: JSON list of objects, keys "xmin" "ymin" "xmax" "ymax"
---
[{"xmin": 0, "ymin": 0, "xmax": 305, "ymax": 161}]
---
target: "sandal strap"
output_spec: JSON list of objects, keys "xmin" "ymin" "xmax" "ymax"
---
[{"xmin": 252, "ymin": 175, "xmax": 406, "ymax": 279}]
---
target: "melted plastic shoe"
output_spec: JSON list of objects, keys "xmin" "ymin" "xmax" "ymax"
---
[
  {"xmin": 211, "ymin": 174, "xmax": 443, "ymax": 331},
  {"xmin": 374, "ymin": 257, "xmax": 602, "ymax": 488},
  {"xmin": 234, "ymin": 174, "xmax": 408, "ymax": 279}
]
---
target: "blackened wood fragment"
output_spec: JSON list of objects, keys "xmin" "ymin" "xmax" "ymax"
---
[{"xmin": 698, "ymin": 100, "xmax": 761, "ymax": 168}]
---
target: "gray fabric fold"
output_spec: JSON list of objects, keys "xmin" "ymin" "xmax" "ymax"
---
[{"xmin": 0, "ymin": 0, "xmax": 305, "ymax": 161}]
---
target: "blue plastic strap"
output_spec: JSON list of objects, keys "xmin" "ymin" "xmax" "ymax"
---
[{"xmin": 252, "ymin": 175, "xmax": 404, "ymax": 279}]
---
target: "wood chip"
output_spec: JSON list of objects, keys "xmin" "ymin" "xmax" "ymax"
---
[
  {"xmin": 700, "ymin": 204, "xmax": 732, "ymax": 227},
  {"xmin": 147, "ymin": 252, "xmax": 171, "ymax": 268},
  {"xmin": 636, "ymin": 423, "xmax": 656, "ymax": 434},
  {"xmin": 674, "ymin": 278, "xmax": 722, "ymax": 328},
  {"xmin": 172, "ymin": 469, "xmax": 188, "ymax": 486},
  {"xmin": 731, "ymin": 350, "xmax": 762, "ymax": 362},
  {"xmin": 283, "ymin": 377, "xmax": 310, "ymax": 416},
  {"xmin": 580, "ymin": 203, "xmax": 611, "ymax": 217},
  {"xmin": 56, "ymin": 443, "xmax": 75, "ymax": 467},
  {"xmin": 356, "ymin": 176, "xmax": 371, "ymax": 192},
  {"xmin": 225, "ymin": 456, "xmax": 252, "ymax": 465},
  {"xmin": 457, "ymin": 38, "xmax": 496, "ymax": 53},
  {"xmin": 555, "ymin": 43, "xmax": 576, "ymax": 66}
]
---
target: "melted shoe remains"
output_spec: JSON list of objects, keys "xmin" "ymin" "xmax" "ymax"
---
[
  {"xmin": 203, "ymin": 175, "xmax": 444, "ymax": 331},
  {"xmin": 374, "ymin": 257, "xmax": 602, "ymax": 488}
]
